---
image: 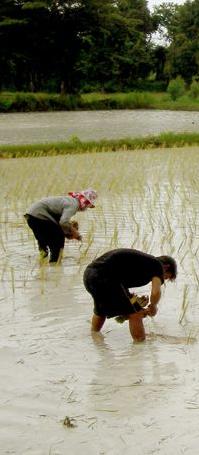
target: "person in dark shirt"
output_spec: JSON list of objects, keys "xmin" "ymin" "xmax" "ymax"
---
[{"xmin": 83, "ymin": 248, "xmax": 177, "ymax": 342}]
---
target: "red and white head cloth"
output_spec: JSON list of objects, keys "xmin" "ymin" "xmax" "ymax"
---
[{"xmin": 68, "ymin": 188, "xmax": 98, "ymax": 210}]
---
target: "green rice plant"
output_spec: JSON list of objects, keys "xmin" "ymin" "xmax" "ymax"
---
[
  {"xmin": 1, "ymin": 132, "xmax": 199, "ymax": 159},
  {"xmin": 115, "ymin": 315, "xmax": 127, "ymax": 324},
  {"xmin": 0, "ymin": 234, "xmax": 6, "ymax": 252},
  {"xmin": 110, "ymin": 225, "xmax": 118, "ymax": 248},
  {"xmin": 79, "ymin": 222, "xmax": 95, "ymax": 261},
  {"xmin": 179, "ymin": 285, "xmax": 189, "ymax": 325},
  {"xmin": 186, "ymin": 329, "xmax": 198, "ymax": 345},
  {"xmin": 39, "ymin": 264, "xmax": 47, "ymax": 295},
  {"xmin": 10, "ymin": 267, "xmax": 15, "ymax": 294},
  {"xmin": 1, "ymin": 144, "xmax": 199, "ymax": 338}
]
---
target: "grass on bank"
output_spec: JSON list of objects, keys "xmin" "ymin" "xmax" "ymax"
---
[
  {"xmin": 1, "ymin": 91, "xmax": 199, "ymax": 112},
  {"xmin": 1, "ymin": 132, "xmax": 199, "ymax": 158}
]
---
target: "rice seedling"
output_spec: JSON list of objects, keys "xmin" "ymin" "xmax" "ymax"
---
[
  {"xmin": 10, "ymin": 267, "xmax": 15, "ymax": 294},
  {"xmin": 79, "ymin": 221, "xmax": 95, "ymax": 262},
  {"xmin": 39, "ymin": 265, "xmax": 47, "ymax": 295},
  {"xmin": 0, "ymin": 145, "xmax": 199, "ymax": 330},
  {"xmin": 0, "ymin": 234, "xmax": 6, "ymax": 252},
  {"xmin": 179, "ymin": 285, "xmax": 189, "ymax": 325},
  {"xmin": 1, "ymin": 133, "xmax": 199, "ymax": 159}
]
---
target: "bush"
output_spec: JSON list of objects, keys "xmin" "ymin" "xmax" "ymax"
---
[
  {"xmin": 0, "ymin": 92, "xmax": 82, "ymax": 112},
  {"xmin": 0, "ymin": 97, "xmax": 13, "ymax": 112},
  {"xmin": 131, "ymin": 80, "xmax": 167, "ymax": 92},
  {"xmin": 13, "ymin": 93, "xmax": 38, "ymax": 111},
  {"xmin": 167, "ymin": 76, "xmax": 186, "ymax": 101},
  {"xmin": 189, "ymin": 79, "xmax": 199, "ymax": 99}
]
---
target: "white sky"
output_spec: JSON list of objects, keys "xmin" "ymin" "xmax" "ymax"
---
[
  {"xmin": 148, "ymin": 0, "xmax": 186, "ymax": 43},
  {"xmin": 148, "ymin": 0, "xmax": 185, "ymax": 9}
]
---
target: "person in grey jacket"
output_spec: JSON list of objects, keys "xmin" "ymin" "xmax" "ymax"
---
[{"xmin": 25, "ymin": 189, "xmax": 97, "ymax": 263}]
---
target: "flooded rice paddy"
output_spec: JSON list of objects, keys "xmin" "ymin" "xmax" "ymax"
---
[
  {"xmin": 0, "ymin": 109, "xmax": 199, "ymax": 144},
  {"xmin": 1, "ymin": 147, "xmax": 199, "ymax": 454}
]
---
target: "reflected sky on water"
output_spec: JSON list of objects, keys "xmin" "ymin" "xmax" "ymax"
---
[{"xmin": 0, "ymin": 109, "xmax": 199, "ymax": 145}]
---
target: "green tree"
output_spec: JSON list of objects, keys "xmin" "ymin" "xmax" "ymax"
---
[
  {"xmin": 77, "ymin": 0, "xmax": 155, "ymax": 91},
  {"xmin": 0, "ymin": 0, "xmax": 25, "ymax": 89},
  {"xmin": 0, "ymin": 0, "xmax": 53, "ymax": 90},
  {"xmin": 114, "ymin": 0, "xmax": 155, "ymax": 87},
  {"xmin": 153, "ymin": 0, "xmax": 199, "ymax": 82},
  {"xmin": 152, "ymin": 45, "xmax": 167, "ymax": 81},
  {"xmin": 0, "ymin": 0, "xmax": 163, "ymax": 93}
]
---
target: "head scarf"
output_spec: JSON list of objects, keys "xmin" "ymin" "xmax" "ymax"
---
[{"xmin": 68, "ymin": 188, "xmax": 97, "ymax": 210}]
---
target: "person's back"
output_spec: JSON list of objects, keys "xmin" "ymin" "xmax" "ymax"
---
[
  {"xmin": 87, "ymin": 248, "xmax": 164, "ymax": 287},
  {"xmin": 27, "ymin": 196, "xmax": 78, "ymax": 224}
]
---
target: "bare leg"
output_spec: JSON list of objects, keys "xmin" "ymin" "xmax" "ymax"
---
[
  {"xmin": 91, "ymin": 314, "xmax": 106, "ymax": 332},
  {"xmin": 128, "ymin": 312, "xmax": 146, "ymax": 342}
]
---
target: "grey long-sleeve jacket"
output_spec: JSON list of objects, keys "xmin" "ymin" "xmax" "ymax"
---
[{"xmin": 26, "ymin": 196, "xmax": 79, "ymax": 236}]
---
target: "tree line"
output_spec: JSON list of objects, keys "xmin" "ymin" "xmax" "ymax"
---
[{"xmin": 0, "ymin": 0, "xmax": 198, "ymax": 93}]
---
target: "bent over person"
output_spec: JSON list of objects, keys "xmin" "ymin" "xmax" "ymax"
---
[
  {"xmin": 83, "ymin": 248, "xmax": 177, "ymax": 342},
  {"xmin": 25, "ymin": 189, "xmax": 97, "ymax": 263}
]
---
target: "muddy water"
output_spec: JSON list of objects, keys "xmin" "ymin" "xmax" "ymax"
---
[
  {"xmin": 0, "ymin": 109, "xmax": 199, "ymax": 144},
  {"xmin": 1, "ymin": 147, "xmax": 199, "ymax": 454}
]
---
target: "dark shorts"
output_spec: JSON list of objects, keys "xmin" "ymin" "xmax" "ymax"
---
[
  {"xmin": 83, "ymin": 266, "xmax": 142, "ymax": 318},
  {"xmin": 25, "ymin": 214, "xmax": 65, "ymax": 259}
]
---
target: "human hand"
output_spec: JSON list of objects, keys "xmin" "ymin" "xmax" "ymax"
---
[
  {"xmin": 70, "ymin": 228, "xmax": 82, "ymax": 241},
  {"xmin": 145, "ymin": 303, "xmax": 158, "ymax": 317},
  {"xmin": 140, "ymin": 309, "xmax": 148, "ymax": 318},
  {"xmin": 65, "ymin": 229, "xmax": 82, "ymax": 241},
  {"xmin": 76, "ymin": 233, "xmax": 82, "ymax": 241}
]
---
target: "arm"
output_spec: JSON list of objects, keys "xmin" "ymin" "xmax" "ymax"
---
[
  {"xmin": 59, "ymin": 204, "xmax": 82, "ymax": 239},
  {"xmin": 147, "ymin": 276, "xmax": 162, "ymax": 316},
  {"xmin": 59, "ymin": 203, "xmax": 78, "ymax": 234}
]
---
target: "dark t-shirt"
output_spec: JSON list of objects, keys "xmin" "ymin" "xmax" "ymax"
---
[{"xmin": 88, "ymin": 248, "xmax": 164, "ymax": 287}]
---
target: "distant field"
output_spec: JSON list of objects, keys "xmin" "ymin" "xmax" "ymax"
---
[{"xmin": 1, "ymin": 132, "xmax": 199, "ymax": 158}]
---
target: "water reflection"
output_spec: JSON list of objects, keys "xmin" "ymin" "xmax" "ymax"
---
[
  {"xmin": 1, "ymin": 147, "xmax": 199, "ymax": 331},
  {"xmin": 0, "ymin": 109, "xmax": 199, "ymax": 145},
  {"xmin": 88, "ymin": 326, "xmax": 188, "ymax": 420},
  {"xmin": 1, "ymin": 148, "xmax": 199, "ymax": 453}
]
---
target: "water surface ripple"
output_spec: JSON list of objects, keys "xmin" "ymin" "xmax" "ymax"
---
[{"xmin": 0, "ymin": 109, "xmax": 198, "ymax": 145}]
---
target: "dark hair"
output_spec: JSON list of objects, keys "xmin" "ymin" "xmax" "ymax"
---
[{"xmin": 156, "ymin": 255, "xmax": 177, "ymax": 280}]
